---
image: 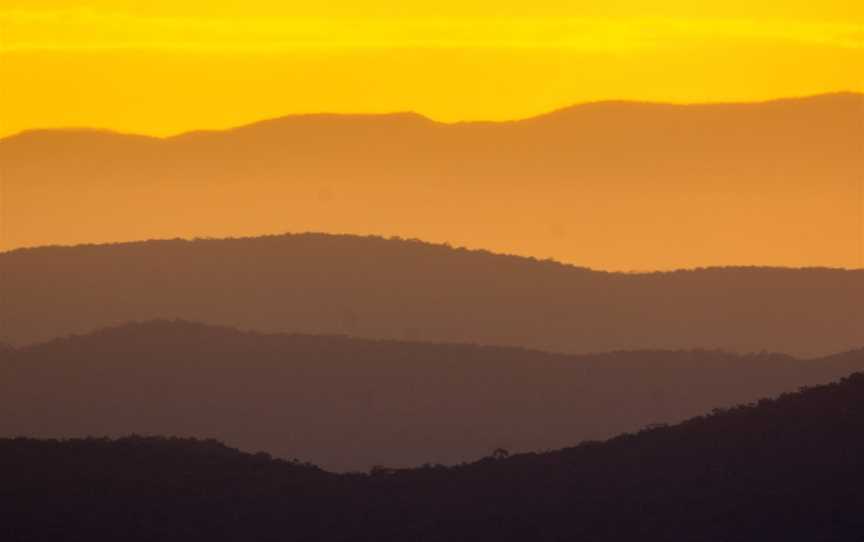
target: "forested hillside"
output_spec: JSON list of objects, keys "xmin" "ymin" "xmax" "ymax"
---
[{"xmin": 3, "ymin": 371, "xmax": 863, "ymax": 541}]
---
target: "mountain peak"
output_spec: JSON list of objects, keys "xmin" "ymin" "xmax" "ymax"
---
[{"xmin": 531, "ymin": 91, "xmax": 864, "ymax": 122}]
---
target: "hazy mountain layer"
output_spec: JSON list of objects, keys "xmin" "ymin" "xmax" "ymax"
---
[
  {"xmin": 2, "ymin": 93, "xmax": 862, "ymax": 269},
  {"xmin": 2, "ymin": 234, "xmax": 862, "ymax": 356},
  {"xmin": 3, "ymin": 371, "xmax": 864, "ymax": 541},
  {"xmin": 2, "ymin": 319, "xmax": 862, "ymax": 470}
]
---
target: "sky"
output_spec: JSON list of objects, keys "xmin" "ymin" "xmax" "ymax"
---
[{"xmin": 1, "ymin": 1, "xmax": 862, "ymax": 136}]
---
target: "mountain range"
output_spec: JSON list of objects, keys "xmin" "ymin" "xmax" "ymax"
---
[{"xmin": 2, "ymin": 93, "xmax": 862, "ymax": 269}]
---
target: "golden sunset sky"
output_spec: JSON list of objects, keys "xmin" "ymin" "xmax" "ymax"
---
[{"xmin": 1, "ymin": 0, "xmax": 862, "ymax": 136}]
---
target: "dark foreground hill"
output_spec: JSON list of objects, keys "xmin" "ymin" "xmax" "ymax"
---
[
  {"xmin": 2, "ymin": 234, "xmax": 862, "ymax": 356},
  {"xmin": 1, "ymin": 93, "xmax": 862, "ymax": 270},
  {"xmin": 2, "ymin": 320, "xmax": 862, "ymax": 470},
  {"xmin": 3, "ymin": 372, "xmax": 864, "ymax": 541}
]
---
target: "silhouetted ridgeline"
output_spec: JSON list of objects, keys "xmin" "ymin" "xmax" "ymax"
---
[
  {"xmin": 2, "ymin": 320, "xmax": 862, "ymax": 470},
  {"xmin": 2, "ymin": 93, "xmax": 862, "ymax": 269},
  {"xmin": 3, "ymin": 373, "xmax": 863, "ymax": 541},
  {"xmin": 2, "ymin": 234, "xmax": 862, "ymax": 356}
]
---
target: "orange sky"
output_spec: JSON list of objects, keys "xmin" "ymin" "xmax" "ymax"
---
[{"xmin": 1, "ymin": 1, "xmax": 862, "ymax": 136}]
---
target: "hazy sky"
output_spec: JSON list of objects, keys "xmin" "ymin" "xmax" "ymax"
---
[{"xmin": 1, "ymin": 0, "xmax": 862, "ymax": 136}]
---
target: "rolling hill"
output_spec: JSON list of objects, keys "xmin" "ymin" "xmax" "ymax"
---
[
  {"xmin": 2, "ymin": 234, "xmax": 862, "ymax": 355},
  {"xmin": 2, "ymin": 319, "xmax": 862, "ymax": 470},
  {"xmin": 2, "ymin": 93, "xmax": 862, "ymax": 269}
]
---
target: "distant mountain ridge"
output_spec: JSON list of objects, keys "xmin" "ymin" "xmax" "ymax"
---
[
  {"xmin": 2, "ymin": 319, "xmax": 862, "ymax": 470},
  {"xmin": 2, "ymin": 93, "xmax": 862, "ymax": 269},
  {"xmin": 2, "ymin": 234, "xmax": 862, "ymax": 356},
  {"xmin": 3, "ymin": 369, "xmax": 864, "ymax": 540},
  {"xmin": 8, "ymin": 92, "xmax": 859, "ymax": 140}
]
